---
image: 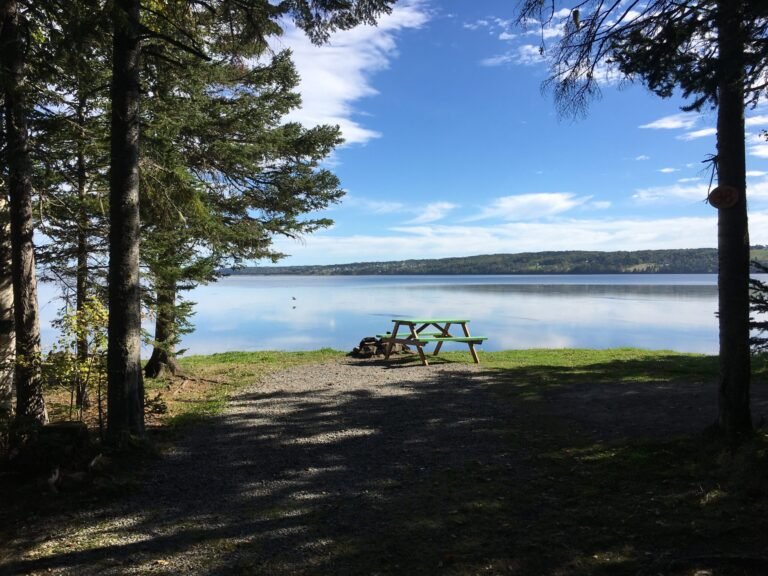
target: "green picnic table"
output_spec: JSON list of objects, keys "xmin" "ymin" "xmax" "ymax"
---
[{"xmin": 377, "ymin": 318, "xmax": 488, "ymax": 366}]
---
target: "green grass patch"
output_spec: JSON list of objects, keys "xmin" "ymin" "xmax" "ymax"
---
[
  {"xmin": 480, "ymin": 347, "xmax": 718, "ymax": 391},
  {"xmin": 144, "ymin": 349, "xmax": 345, "ymax": 428}
]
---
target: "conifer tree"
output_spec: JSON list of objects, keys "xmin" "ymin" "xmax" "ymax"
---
[
  {"xmin": 0, "ymin": 0, "xmax": 47, "ymax": 435},
  {"xmin": 106, "ymin": 0, "xmax": 395, "ymax": 435},
  {"xmin": 107, "ymin": 0, "xmax": 144, "ymax": 441},
  {"xmin": 139, "ymin": 21, "xmax": 344, "ymax": 376},
  {"xmin": 33, "ymin": 0, "xmax": 111, "ymax": 410}
]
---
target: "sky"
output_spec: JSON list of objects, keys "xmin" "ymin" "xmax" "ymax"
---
[{"xmin": 263, "ymin": 0, "xmax": 768, "ymax": 267}]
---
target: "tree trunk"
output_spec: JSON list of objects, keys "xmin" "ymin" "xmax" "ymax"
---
[
  {"xmin": 0, "ymin": 196, "xmax": 13, "ymax": 417},
  {"xmin": 715, "ymin": 0, "xmax": 752, "ymax": 442},
  {"xmin": 1, "ymin": 0, "xmax": 47, "ymax": 432},
  {"xmin": 75, "ymin": 100, "xmax": 89, "ymax": 409},
  {"xmin": 144, "ymin": 281, "xmax": 182, "ymax": 378},
  {"xmin": 107, "ymin": 0, "xmax": 144, "ymax": 441}
]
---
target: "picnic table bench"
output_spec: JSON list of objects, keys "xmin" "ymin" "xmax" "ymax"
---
[{"xmin": 377, "ymin": 318, "xmax": 487, "ymax": 366}]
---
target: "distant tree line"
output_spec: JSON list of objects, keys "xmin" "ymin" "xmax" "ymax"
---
[{"xmin": 231, "ymin": 248, "xmax": 768, "ymax": 276}]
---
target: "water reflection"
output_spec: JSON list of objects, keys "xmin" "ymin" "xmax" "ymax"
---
[{"xmin": 177, "ymin": 275, "xmax": 722, "ymax": 355}]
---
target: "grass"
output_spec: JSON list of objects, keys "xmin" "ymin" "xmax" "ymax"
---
[{"xmin": 144, "ymin": 348, "xmax": 345, "ymax": 427}]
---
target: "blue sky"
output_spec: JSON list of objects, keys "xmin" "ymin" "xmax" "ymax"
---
[{"xmin": 265, "ymin": 0, "xmax": 768, "ymax": 266}]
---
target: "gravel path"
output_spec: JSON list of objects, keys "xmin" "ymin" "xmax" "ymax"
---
[{"xmin": 5, "ymin": 358, "xmax": 533, "ymax": 576}]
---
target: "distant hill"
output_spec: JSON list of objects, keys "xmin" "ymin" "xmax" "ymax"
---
[{"xmin": 222, "ymin": 248, "xmax": 768, "ymax": 276}]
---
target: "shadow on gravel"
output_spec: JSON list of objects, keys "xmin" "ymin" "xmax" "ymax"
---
[{"xmin": 4, "ymin": 357, "xmax": 768, "ymax": 575}]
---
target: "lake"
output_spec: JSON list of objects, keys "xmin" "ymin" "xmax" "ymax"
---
[
  {"xmin": 37, "ymin": 274, "xmax": 731, "ymax": 356},
  {"xmin": 144, "ymin": 274, "xmax": 724, "ymax": 355}
]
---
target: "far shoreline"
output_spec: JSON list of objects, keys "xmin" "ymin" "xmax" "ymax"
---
[{"xmin": 220, "ymin": 247, "xmax": 768, "ymax": 277}]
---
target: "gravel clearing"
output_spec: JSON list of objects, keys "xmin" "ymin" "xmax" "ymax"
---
[
  {"xmin": 4, "ymin": 358, "xmax": 529, "ymax": 576},
  {"xmin": 5, "ymin": 355, "xmax": 767, "ymax": 576}
]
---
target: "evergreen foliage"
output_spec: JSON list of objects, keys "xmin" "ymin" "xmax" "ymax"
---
[
  {"xmin": 0, "ymin": 0, "xmax": 394, "ymax": 442},
  {"xmin": 138, "ymin": 9, "xmax": 345, "ymax": 377}
]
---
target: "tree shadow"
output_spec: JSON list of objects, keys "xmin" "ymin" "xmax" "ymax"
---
[{"xmin": 3, "ymin": 356, "xmax": 768, "ymax": 575}]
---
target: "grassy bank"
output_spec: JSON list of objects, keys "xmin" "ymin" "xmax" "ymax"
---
[
  {"xmin": 144, "ymin": 347, "xmax": 747, "ymax": 427},
  {"xmin": 137, "ymin": 348, "xmax": 693, "ymax": 421},
  {"xmin": 146, "ymin": 348, "xmax": 344, "ymax": 427}
]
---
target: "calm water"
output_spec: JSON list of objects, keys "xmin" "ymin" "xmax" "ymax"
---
[
  {"xmin": 38, "ymin": 274, "xmax": 729, "ymax": 355},
  {"xmin": 160, "ymin": 274, "xmax": 723, "ymax": 355}
]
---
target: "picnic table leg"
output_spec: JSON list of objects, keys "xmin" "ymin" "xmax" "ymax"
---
[
  {"xmin": 460, "ymin": 323, "xmax": 481, "ymax": 363},
  {"xmin": 432, "ymin": 322, "xmax": 451, "ymax": 356},
  {"xmin": 416, "ymin": 344, "xmax": 428, "ymax": 366},
  {"xmin": 409, "ymin": 325, "xmax": 429, "ymax": 364},
  {"xmin": 467, "ymin": 342, "xmax": 480, "ymax": 363},
  {"xmin": 384, "ymin": 322, "xmax": 401, "ymax": 360}
]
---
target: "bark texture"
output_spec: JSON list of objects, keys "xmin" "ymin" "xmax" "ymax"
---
[
  {"xmin": 75, "ymin": 100, "xmax": 90, "ymax": 409},
  {"xmin": 107, "ymin": 0, "xmax": 144, "ymax": 441},
  {"xmin": 1, "ymin": 0, "xmax": 46, "ymax": 429},
  {"xmin": 715, "ymin": 0, "xmax": 752, "ymax": 441}
]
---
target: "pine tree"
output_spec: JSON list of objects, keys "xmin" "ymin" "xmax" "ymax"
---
[
  {"xmin": 139, "ymin": 27, "xmax": 344, "ymax": 376},
  {"xmin": 33, "ymin": 0, "xmax": 111, "ymax": 410},
  {"xmin": 105, "ymin": 0, "xmax": 395, "ymax": 435},
  {"xmin": 1, "ymin": 0, "xmax": 47, "ymax": 438},
  {"xmin": 107, "ymin": 0, "xmax": 144, "ymax": 441}
]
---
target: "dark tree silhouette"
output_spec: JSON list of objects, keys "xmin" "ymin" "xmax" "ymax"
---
[{"xmin": 1, "ymin": 0, "xmax": 47, "ymax": 439}]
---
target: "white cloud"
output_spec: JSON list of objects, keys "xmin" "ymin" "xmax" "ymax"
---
[
  {"xmin": 466, "ymin": 192, "xmax": 589, "ymax": 221},
  {"xmin": 276, "ymin": 1, "xmax": 429, "ymax": 146},
  {"xmin": 632, "ymin": 177, "xmax": 768, "ymax": 204},
  {"xmin": 658, "ymin": 167, "xmax": 678, "ymax": 173},
  {"xmin": 463, "ymin": 19, "xmax": 490, "ymax": 30},
  {"xmin": 749, "ymin": 143, "xmax": 768, "ymax": 158},
  {"xmin": 463, "ymin": 16, "xmax": 511, "ymax": 32},
  {"xmin": 748, "ymin": 171, "xmax": 768, "ymax": 177},
  {"xmin": 406, "ymin": 202, "xmax": 458, "ymax": 224},
  {"xmin": 678, "ymin": 177, "xmax": 701, "ymax": 183},
  {"xmin": 748, "ymin": 177, "xmax": 768, "ymax": 200},
  {"xmin": 678, "ymin": 127, "xmax": 716, "ymax": 141},
  {"xmin": 271, "ymin": 213, "xmax": 756, "ymax": 264},
  {"xmin": 343, "ymin": 195, "xmax": 406, "ymax": 214},
  {"xmin": 639, "ymin": 113, "xmax": 699, "ymax": 130},
  {"xmin": 481, "ymin": 53, "xmax": 515, "ymax": 67},
  {"xmin": 590, "ymin": 201, "xmax": 612, "ymax": 209},
  {"xmin": 345, "ymin": 195, "xmax": 457, "ymax": 223},
  {"xmin": 632, "ymin": 183, "xmax": 707, "ymax": 204},
  {"xmin": 746, "ymin": 115, "xmax": 768, "ymax": 127},
  {"xmin": 523, "ymin": 24, "xmax": 565, "ymax": 40},
  {"xmin": 635, "ymin": 155, "xmax": 650, "ymax": 161},
  {"xmin": 481, "ymin": 44, "xmax": 545, "ymax": 67}
]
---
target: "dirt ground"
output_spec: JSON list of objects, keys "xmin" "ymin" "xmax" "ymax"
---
[{"xmin": 1, "ymin": 356, "xmax": 767, "ymax": 576}]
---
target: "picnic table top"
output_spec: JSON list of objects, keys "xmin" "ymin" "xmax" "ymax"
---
[{"xmin": 391, "ymin": 318, "xmax": 470, "ymax": 324}]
